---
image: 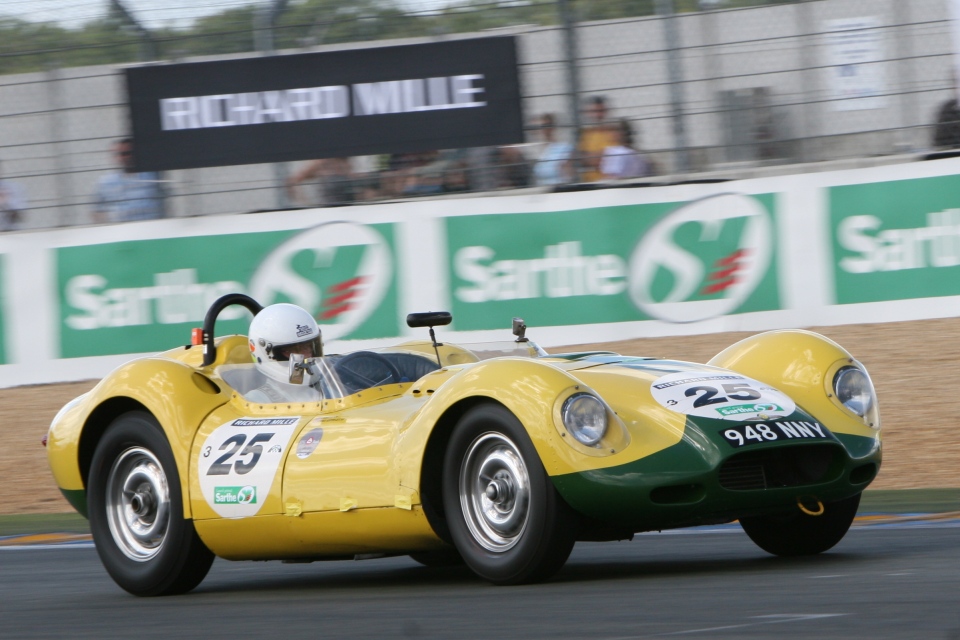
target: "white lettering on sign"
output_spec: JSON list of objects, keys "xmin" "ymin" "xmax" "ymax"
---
[
  {"xmin": 838, "ymin": 209, "xmax": 960, "ymax": 273},
  {"xmin": 160, "ymin": 86, "xmax": 350, "ymax": 130},
  {"xmin": 159, "ymin": 75, "xmax": 487, "ymax": 131},
  {"xmin": 65, "ymin": 269, "xmax": 245, "ymax": 330},
  {"xmin": 454, "ymin": 241, "xmax": 626, "ymax": 303},
  {"xmin": 352, "ymin": 75, "xmax": 486, "ymax": 116}
]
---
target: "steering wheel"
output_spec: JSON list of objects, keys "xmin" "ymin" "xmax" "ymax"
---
[{"xmin": 332, "ymin": 351, "xmax": 403, "ymax": 392}]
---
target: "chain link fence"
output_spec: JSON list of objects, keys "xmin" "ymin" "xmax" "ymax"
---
[{"xmin": 0, "ymin": 0, "xmax": 956, "ymax": 230}]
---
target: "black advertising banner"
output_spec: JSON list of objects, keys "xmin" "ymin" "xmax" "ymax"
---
[{"xmin": 125, "ymin": 36, "xmax": 523, "ymax": 171}]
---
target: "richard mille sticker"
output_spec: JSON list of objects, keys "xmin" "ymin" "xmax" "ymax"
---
[
  {"xmin": 650, "ymin": 371, "xmax": 795, "ymax": 421},
  {"xmin": 198, "ymin": 416, "xmax": 300, "ymax": 517}
]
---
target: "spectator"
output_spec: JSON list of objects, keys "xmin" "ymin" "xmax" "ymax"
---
[
  {"xmin": 577, "ymin": 95, "xmax": 618, "ymax": 182},
  {"xmin": 532, "ymin": 113, "xmax": 574, "ymax": 186},
  {"xmin": 93, "ymin": 138, "xmax": 166, "ymax": 222},
  {"xmin": 933, "ymin": 97, "xmax": 960, "ymax": 149},
  {"xmin": 287, "ymin": 157, "xmax": 356, "ymax": 206},
  {"xmin": 496, "ymin": 145, "xmax": 531, "ymax": 188},
  {"xmin": 0, "ymin": 161, "xmax": 27, "ymax": 231},
  {"xmin": 600, "ymin": 118, "xmax": 652, "ymax": 180}
]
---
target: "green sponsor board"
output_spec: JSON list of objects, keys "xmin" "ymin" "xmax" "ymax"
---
[
  {"xmin": 831, "ymin": 175, "xmax": 960, "ymax": 304},
  {"xmin": 57, "ymin": 222, "xmax": 398, "ymax": 358},
  {"xmin": 446, "ymin": 193, "xmax": 781, "ymax": 330}
]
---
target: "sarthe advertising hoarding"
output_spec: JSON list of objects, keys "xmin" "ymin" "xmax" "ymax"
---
[
  {"xmin": 126, "ymin": 36, "xmax": 523, "ymax": 171},
  {"xmin": 6, "ymin": 156, "xmax": 960, "ymax": 387}
]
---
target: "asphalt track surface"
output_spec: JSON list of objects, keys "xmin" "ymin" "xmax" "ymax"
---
[{"xmin": 2, "ymin": 523, "xmax": 958, "ymax": 640}]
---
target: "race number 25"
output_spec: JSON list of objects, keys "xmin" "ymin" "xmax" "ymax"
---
[
  {"xmin": 685, "ymin": 383, "xmax": 761, "ymax": 408},
  {"xmin": 206, "ymin": 432, "xmax": 275, "ymax": 475}
]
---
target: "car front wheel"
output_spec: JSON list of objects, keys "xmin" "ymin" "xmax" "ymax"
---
[
  {"xmin": 739, "ymin": 493, "xmax": 861, "ymax": 557},
  {"xmin": 88, "ymin": 411, "xmax": 214, "ymax": 596},
  {"xmin": 442, "ymin": 404, "xmax": 576, "ymax": 585}
]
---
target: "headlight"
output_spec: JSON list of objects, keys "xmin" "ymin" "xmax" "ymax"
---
[
  {"xmin": 833, "ymin": 366, "xmax": 875, "ymax": 418},
  {"xmin": 561, "ymin": 393, "xmax": 607, "ymax": 446}
]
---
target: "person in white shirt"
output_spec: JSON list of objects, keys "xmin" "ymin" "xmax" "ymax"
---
[
  {"xmin": 600, "ymin": 118, "xmax": 651, "ymax": 180},
  {"xmin": 532, "ymin": 113, "xmax": 574, "ymax": 186},
  {"xmin": 93, "ymin": 138, "xmax": 166, "ymax": 222}
]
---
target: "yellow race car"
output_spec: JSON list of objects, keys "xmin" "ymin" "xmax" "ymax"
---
[{"xmin": 47, "ymin": 294, "xmax": 881, "ymax": 596}]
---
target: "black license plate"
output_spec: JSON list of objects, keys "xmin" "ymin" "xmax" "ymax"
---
[{"xmin": 721, "ymin": 421, "xmax": 831, "ymax": 448}]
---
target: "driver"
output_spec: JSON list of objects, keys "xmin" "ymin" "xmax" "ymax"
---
[{"xmin": 246, "ymin": 303, "xmax": 324, "ymax": 403}]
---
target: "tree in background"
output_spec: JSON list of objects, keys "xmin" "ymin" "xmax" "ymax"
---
[{"xmin": 0, "ymin": 0, "xmax": 804, "ymax": 76}]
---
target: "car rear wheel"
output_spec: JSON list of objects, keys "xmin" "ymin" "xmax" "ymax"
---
[
  {"xmin": 88, "ymin": 411, "xmax": 214, "ymax": 596},
  {"xmin": 739, "ymin": 493, "xmax": 861, "ymax": 557},
  {"xmin": 442, "ymin": 404, "xmax": 576, "ymax": 585}
]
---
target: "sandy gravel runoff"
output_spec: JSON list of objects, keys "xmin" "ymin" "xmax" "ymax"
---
[{"xmin": 6, "ymin": 318, "xmax": 958, "ymax": 515}]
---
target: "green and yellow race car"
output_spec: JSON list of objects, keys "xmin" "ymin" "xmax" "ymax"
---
[{"xmin": 47, "ymin": 293, "xmax": 881, "ymax": 596}]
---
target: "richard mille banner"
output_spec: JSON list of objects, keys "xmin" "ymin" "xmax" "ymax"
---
[{"xmin": 125, "ymin": 36, "xmax": 523, "ymax": 171}]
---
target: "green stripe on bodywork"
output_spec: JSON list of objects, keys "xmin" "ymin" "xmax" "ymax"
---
[
  {"xmin": 552, "ymin": 430, "xmax": 880, "ymax": 532},
  {"xmin": 59, "ymin": 489, "xmax": 88, "ymax": 519}
]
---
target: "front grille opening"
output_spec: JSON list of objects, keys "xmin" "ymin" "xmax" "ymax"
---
[
  {"xmin": 650, "ymin": 483, "xmax": 705, "ymax": 505},
  {"xmin": 849, "ymin": 462, "xmax": 878, "ymax": 485},
  {"xmin": 719, "ymin": 444, "xmax": 841, "ymax": 491}
]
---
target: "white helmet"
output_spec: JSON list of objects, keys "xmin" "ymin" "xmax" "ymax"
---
[{"xmin": 248, "ymin": 304, "xmax": 323, "ymax": 382}]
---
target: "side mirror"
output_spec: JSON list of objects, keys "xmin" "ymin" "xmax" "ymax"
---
[
  {"xmin": 406, "ymin": 311, "xmax": 452, "ymax": 328},
  {"xmin": 288, "ymin": 353, "xmax": 306, "ymax": 385}
]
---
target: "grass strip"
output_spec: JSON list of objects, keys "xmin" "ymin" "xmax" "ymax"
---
[
  {"xmin": 859, "ymin": 488, "xmax": 960, "ymax": 514},
  {"xmin": 0, "ymin": 513, "xmax": 89, "ymax": 536}
]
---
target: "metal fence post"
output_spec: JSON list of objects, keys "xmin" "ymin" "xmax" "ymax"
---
[
  {"xmin": 656, "ymin": 0, "xmax": 689, "ymax": 174},
  {"xmin": 796, "ymin": 0, "xmax": 819, "ymax": 163},
  {"xmin": 257, "ymin": 0, "xmax": 291, "ymax": 210},
  {"xmin": 44, "ymin": 67, "xmax": 77, "ymax": 228},
  {"xmin": 110, "ymin": 0, "xmax": 158, "ymax": 61},
  {"xmin": 893, "ymin": 0, "xmax": 918, "ymax": 152},
  {"xmin": 557, "ymin": 0, "xmax": 582, "ymax": 176}
]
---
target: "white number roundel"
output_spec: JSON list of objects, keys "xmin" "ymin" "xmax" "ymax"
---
[
  {"xmin": 198, "ymin": 417, "xmax": 300, "ymax": 518},
  {"xmin": 650, "ymin": 371, "xmax": 795, "ymax": 421}
]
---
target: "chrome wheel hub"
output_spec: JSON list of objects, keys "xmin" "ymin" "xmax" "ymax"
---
[
  {"xmin": 105, "ymin": 447, "xmax": 170, "ymax": 562},
  {"xmin": 459, "ymin": 432, "xmax": 530, "ymax": 553}
]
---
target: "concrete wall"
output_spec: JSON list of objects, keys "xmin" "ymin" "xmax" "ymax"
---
[{"xmin": 0, "ymin": 0, "xmax": 954, "ymax": 230}]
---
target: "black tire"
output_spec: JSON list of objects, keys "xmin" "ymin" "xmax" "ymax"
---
[
  {"xmin": 88, "ymin": 411, "xmax": 214, "ymax": 596},
  {"xmin": 442, "ymin": 404, "xmax": 577, "ymax": 585},
  {"xmin": 408, "ymin": 547, "xmax": 465, "ymax": 568},
  {"xmin": 739, "ymin": 493, "xmax": 861, "ymax": 557}
]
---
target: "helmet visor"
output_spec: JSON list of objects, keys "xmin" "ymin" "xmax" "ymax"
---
[{"xmin": 271, "ymin": 336, "xmax": 323, "ymax": 361}]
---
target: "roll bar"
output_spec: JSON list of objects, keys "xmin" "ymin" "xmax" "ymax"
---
[{"xmin": 201, "ymin": 293, "xmax": 263, "ymax": 367}]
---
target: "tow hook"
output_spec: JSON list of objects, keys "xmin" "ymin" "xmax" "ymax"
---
[{"xmin": 796, "ymin": 495, "xmax": 824, "ymax": 516}]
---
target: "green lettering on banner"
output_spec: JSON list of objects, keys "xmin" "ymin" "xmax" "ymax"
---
[
  {"xmin": 57, "ymin": 223, "xmax": 399, "ymax": 358},
  {"xmin": 446, "ymin": 194, "xmax": 781, "ymax": 330},
  {"xmin": 831, "ymin": 175, "xmax": 960, "ymax": 304}
]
